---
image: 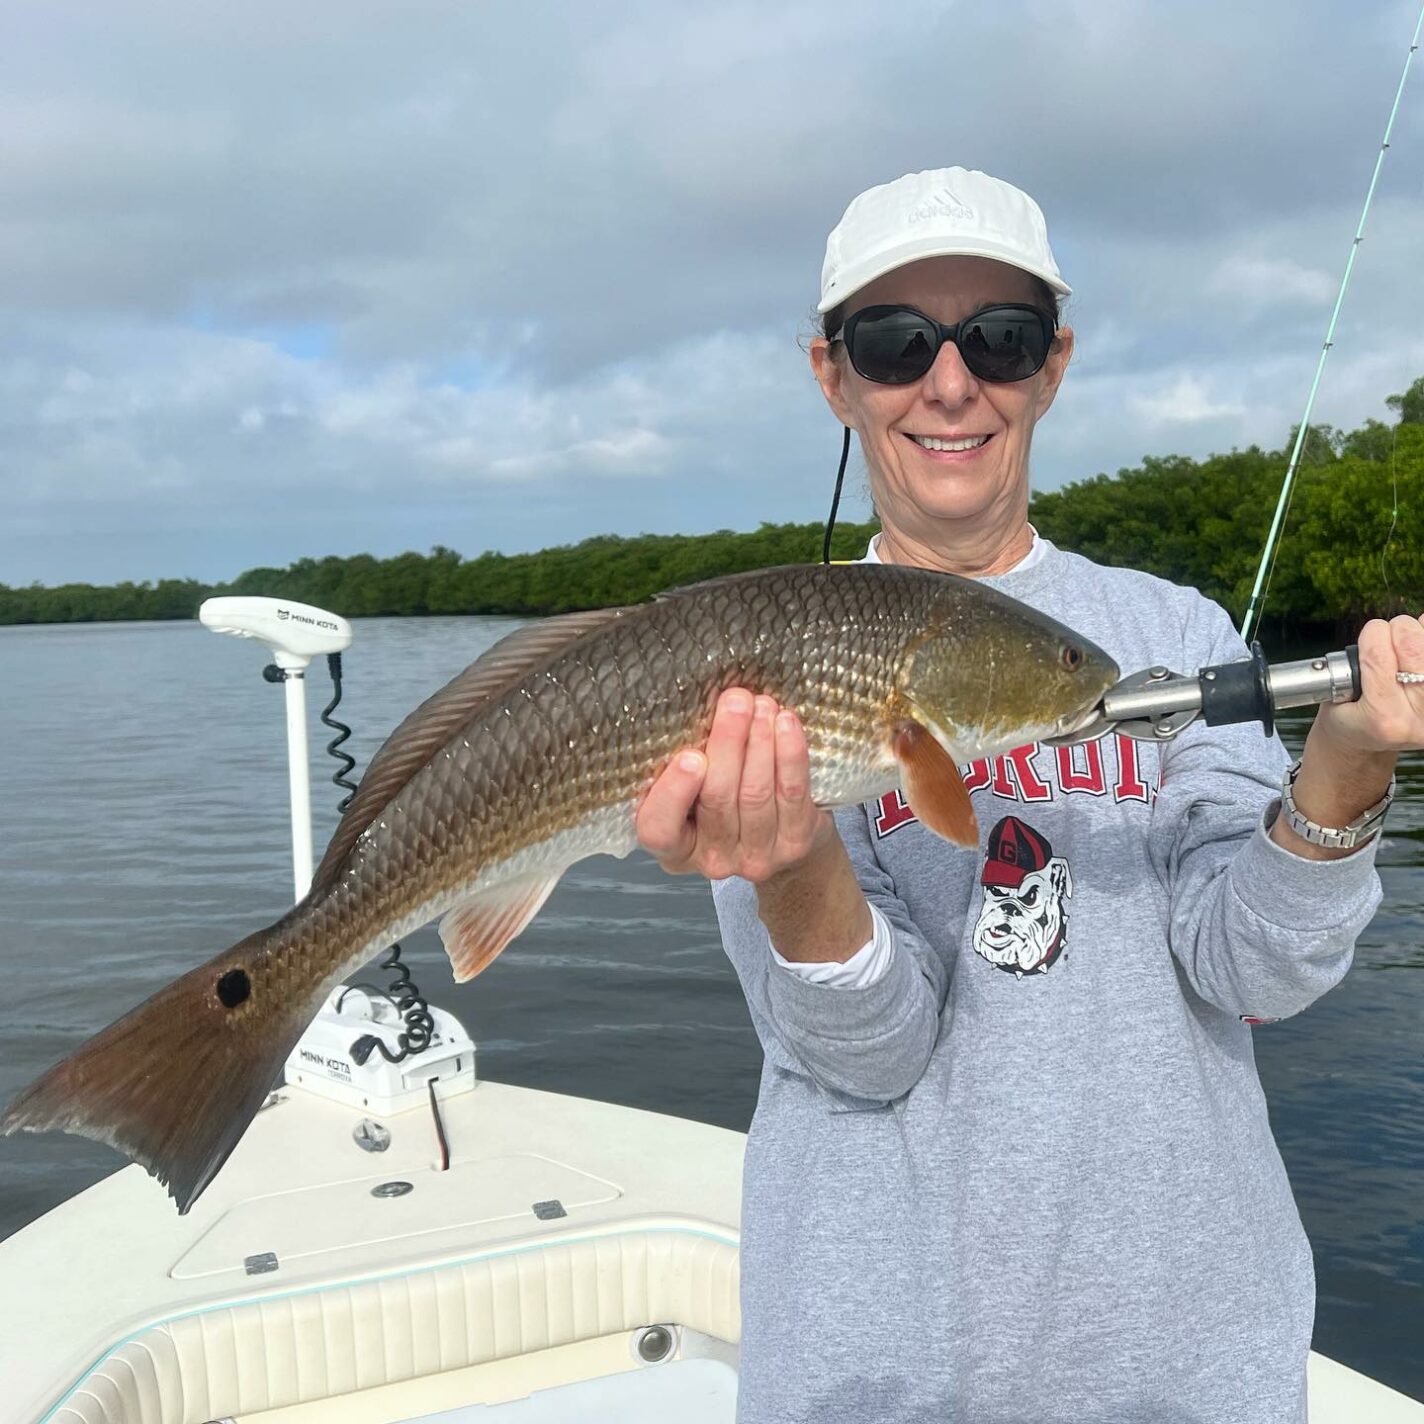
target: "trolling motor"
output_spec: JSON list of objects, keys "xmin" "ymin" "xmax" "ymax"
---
[
  {"xmin": 198, "ymin": 596, "xmax": 354, "ymax": 897},
  {"xmin": 197, "ymin": 594, "xmax": 474, "ymax": 1159},
  {"xmin": 1047, "ymin": 644, "xmax": 1362, "ymax": 747}
]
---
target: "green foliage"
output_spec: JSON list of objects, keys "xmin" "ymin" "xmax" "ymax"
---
[
  {"xmin": 1028, "ymin": 403, "xmax": 1423, "ymax": 629},
  {"xmin": 4, "ymin": 381, "xmax": 1421, "ymax": 631},
  {"xmin": 1386, "ymin": 376, "xmax": 1424, "ymax": 427},
  {"xmin": 0, "ymin": 521, "xmax": 880, "ymax": 626}
]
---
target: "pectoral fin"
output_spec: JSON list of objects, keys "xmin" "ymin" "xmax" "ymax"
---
[
  {"xmin": 892, "ymin": 722, "xmax": 979, "ymax": 847},
  {"xmin": 438, "ymin": 871, "xmax": 566, "ymax": 982}
]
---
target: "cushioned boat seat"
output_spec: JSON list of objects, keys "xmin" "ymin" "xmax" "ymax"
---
[{"xmin": 47, "ymin": 1229, "xmax": 740, "ymax": 1424}]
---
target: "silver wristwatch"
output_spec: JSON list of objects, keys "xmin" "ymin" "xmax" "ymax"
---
[{"xmin": 1278, "ymin": 758, "xmax": 1394, "ymax": 850}]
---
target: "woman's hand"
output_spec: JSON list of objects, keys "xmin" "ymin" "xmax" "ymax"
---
[
  {"xmin": 636, "ymin": 688, "xmax": 835, "ymax": 883},
  {"xmin": 1312, "ymin": 614, "xmax": 1424, "ymax": 756},
  {"xmin": 1275, "ymin": 614, "xmax": 1424, "ymax": 860},
  {"xmin": 637, "ymin": 687, "xmax": 872, "ymax": 961}
]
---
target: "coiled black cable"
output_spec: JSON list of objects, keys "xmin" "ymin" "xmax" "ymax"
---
[
  {"xmin": 319, "ymin": 651, "xmax": 434, "ymax": 1067},
  {"xmin": 320, "ymin": 652, "xmax": 359, "ymax": 812},
  {"xmin": 349, "ymin": 944, "xmax": 435, "ymax": 1065}
]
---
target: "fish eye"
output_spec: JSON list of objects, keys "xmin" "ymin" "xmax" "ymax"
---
[{"xmin": 1059, "ymin": 643, "xmax": 1084, "ymax": 672}]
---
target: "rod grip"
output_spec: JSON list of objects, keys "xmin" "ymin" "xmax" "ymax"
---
[{"xmin": 1346, "ymin": 643, "xmax": 1362, "ymax": 700}]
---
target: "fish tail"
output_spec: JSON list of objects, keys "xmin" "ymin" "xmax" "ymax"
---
[{"xmin": 1, "ymin": 922, "xmax": 307, "ymax": 1214}]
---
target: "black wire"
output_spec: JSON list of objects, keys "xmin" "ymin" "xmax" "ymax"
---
[
  {"xmin": 822, "ymin": 426, "xmax": 852, "ymax": 564},
  {"xmin": 349, "ymin": 944, "xmax": 435, "ymax": 1065},
  {"xmin": 428, "ymin": 1077, "xmax": 451, "ymax": 1171},
  {"xmin": 320, "ymin": 651, "xmax": 359, "ymax": 812},
  {"xmin": 334, "ymin": 981, "xmax": 399, "ymax": 1013},
  {"xmin": 321, "ymin": 652, "xmax": 436, "ymax": 1068}
]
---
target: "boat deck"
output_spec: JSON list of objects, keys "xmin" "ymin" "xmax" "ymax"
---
[
  {"xmin": 0, "ymin": 1079, "xmax": 745, "ymax": 1424},
  {"xmin": 2, "ymin": 1077, "xmax": 1421, "ymax": 1423}
]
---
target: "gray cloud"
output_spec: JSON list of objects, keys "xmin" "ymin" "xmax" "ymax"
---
[{"xmin": 3, "ymin": 0, "xmax": 1423, "ymax": 584}]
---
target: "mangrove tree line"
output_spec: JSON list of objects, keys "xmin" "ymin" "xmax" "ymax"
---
[{"xmin": 5, "ymin": 380, "xmax": 1422, "ymax": 635}]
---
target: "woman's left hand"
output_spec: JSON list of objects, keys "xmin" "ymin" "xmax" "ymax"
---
[
  {"xmin": 1312, "ymin": 614, "xmax": 1424, "ymax": 756},
  {"xmin": 1275, "ymin": 615, "xmax": 1421, "ymax": 860}
]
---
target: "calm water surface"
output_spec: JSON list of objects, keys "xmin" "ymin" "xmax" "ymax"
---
[{"xmin": 0, "ymin": 617, "xmax": 1420, "ymax": 1400}]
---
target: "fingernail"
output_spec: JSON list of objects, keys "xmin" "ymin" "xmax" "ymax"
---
[
  {"xmin": 678, "ymin": 751, "xmax": 705, "ymax": 773},
  {"xmin": 724, "ymin": 691, "xmax": 752, "ymax": 715},
  {"xmin": 776, "ymin": 711, "xmax": 798, "ymax": 734},
  {"xmin": 754, "ymin": 696, "xmax": 776, "ymax": 721}
]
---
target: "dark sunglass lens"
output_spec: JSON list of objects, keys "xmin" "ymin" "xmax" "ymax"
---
[
  {"xmin": 959, "ymin": 311, "xmax": 1050, "ymax": 382},
  {"xmin": 848, "ymin": 310, "xmax": 938, "ymax": 384}
]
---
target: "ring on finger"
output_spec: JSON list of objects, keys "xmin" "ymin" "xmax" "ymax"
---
[{"xmin": 1397, "ymin": 671, "xmax": 1424, "ymax": 685}]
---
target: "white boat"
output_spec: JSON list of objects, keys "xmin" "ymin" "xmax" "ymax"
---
[
  {"xmin": 2, "ymin": 599, "xmax": 1420, "ymax": 1423},
  {"xmin": 2, "ymin": 1033, "xmax": 1420, "ymax": 1424},
  {"xmin": 0, "ymin": 1021, "xmax": 745, "ymax": 1424}
]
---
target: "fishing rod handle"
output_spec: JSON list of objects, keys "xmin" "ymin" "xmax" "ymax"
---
[
  {"xmin": 1258, "ymin": 645, "xmax": 1361, "ymax": 713},
  {"xmin": 1198, "ymin": 644, "xmax": 1361, "ymax": 734}
]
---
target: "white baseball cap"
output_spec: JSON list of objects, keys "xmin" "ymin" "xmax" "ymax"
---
[{"xmin": 818, "ymin": 167, "xmax": 1071, "ymax": 314}]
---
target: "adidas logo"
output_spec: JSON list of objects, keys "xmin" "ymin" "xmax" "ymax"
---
[{"xmin": 908, "ymin": 186, "xmax": 974, "ymax": 223}]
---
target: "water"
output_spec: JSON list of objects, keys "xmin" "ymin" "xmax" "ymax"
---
[{"xmin": 0, "ymin": 617, "xmax": 1420, "ymax": 1401}]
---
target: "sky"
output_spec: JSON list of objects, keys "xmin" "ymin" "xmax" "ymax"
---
[{"xmin": 5, "ymin": 0, "xmax": 1424, "ymax": 586}]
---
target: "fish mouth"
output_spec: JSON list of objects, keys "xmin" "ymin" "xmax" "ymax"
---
[{"xmin": 1045, "ymin": 694, "xmax": 1116, "ymax": 747}]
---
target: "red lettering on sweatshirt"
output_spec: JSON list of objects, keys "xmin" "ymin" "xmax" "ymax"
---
[
  {"xmin": 1055, "ymin": 740, "xmax": 1107, "ymax": 796},
  {"xmin": 873, "ymin": 790, "xmax": 917, "ymax": 837},
  {"xmin": 871, "ymin": 737, "xmax": 1156, "ymax": 838},
  {"xmin": 990, "ymin": 745, "xmax": 1052, "ymax": 802},
  {"xmin": 962, "ymin": 759, "xmax": 992, "ymax": 793},
  {"xmin": 1113, "ymin": 735, "xmax": 1151, "ymax": 803}
]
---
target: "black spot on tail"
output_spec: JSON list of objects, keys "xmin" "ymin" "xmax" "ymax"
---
[
  {"xmin": 2, "ymin": 922, "xmax": 297, "ymax": 1213},
  {"xmin": 216, "ymin": 968, "xmax": 251, "ymax": 1008}
]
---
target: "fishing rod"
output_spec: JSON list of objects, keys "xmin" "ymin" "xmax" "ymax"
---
[
  {"xmin": 1046, "ymin": 644, "xmax": 1361, "ymax": 748},
  {"xmin": 1240, "ymin": 1, "xmax": 1424, "ymax": 644}
]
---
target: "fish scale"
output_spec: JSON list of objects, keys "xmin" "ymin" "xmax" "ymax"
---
[{"xmin": 1, "ymin": 563, "xmax": 1117, "ymax": 1212}]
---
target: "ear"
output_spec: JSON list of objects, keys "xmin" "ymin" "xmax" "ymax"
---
[
  {"xmin": 1033, "ymin": 324, "xmax": 1074, "ymax": 421},
  {"xmin": 1048, "ymin": 855, "xmax": 1073, "ymax": 899},
  {"xmin": 810, "ymin": 337, "xmax": 856, "ymax": 427}
]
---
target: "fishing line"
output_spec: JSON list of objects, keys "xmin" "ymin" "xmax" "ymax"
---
[
  {"xmin": 1381, "ymin": 419, "xmax": 1401, "ymax": 597},
  {"xmin": 1255, "ymin": 422, "xmax": 1331, "ymax": 636},
  {"xmin": 1240, "ymin": 0, "xmax": 1424, "ymax": 643}
]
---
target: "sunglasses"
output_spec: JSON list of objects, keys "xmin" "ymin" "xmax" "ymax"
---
[{"xmin": 832, "ymin": 303, "xmax": 1057, "ymax": 385}]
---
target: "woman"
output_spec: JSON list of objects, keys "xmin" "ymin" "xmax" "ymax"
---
[{"xmin": 637, "ymin": 167, "xmax": 1421, "ymax": 1424}]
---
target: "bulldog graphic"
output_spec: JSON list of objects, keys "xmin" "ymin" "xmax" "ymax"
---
[{"xmin": 972, "ymin": 815, "xmax": 1073, "ymax": 978}]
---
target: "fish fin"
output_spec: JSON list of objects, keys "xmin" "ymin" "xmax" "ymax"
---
[
  {"xmin": 654, "ymin": 564, "xmax": 813, "ymax": 601},
  {"xmin": 892, "ymin": 721, "xmax": 979, "ymax": 847},
  {"xmin": 314, "ymin": 609, "xmax": 629, "ymax": 891},
  {"xmin": 0, "ymin": 924, "xmax": 304, "ymax": 1215},
  {"xmin": 438, "ymin": 871, "xmax": 566, "ymax": 982}
]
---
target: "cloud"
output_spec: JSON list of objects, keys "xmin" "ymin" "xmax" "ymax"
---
[
  {"xmin": 1130, "ymin": 374, "xmax": 1248, "ymax": 426},
  {"xmin": 1207, "ymin": 254, "xmax": 1337, "ymax": 310},
  {"xmin": 2, "ymin": 0, "xmax": 1423, "ymax": 583}
]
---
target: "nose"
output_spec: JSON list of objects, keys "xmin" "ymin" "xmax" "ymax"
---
[{"xmin": 920, "ymin": 334, "xmax": 979, "ymax": 409}]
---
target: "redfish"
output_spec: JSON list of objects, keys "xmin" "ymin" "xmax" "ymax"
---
[{"xmin": 2, "ymin": 564, "xmax": 1117, "ymax": 1211}]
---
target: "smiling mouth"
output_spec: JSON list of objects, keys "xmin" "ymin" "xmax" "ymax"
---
[{"xmin": 908, "ymin": 433, "xmax": 991, "ymax": 452}]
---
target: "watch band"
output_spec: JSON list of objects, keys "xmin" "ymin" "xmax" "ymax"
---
[{"xmin": 1279, "ymin": 759, "xmax": 1394, "ymax": 850}]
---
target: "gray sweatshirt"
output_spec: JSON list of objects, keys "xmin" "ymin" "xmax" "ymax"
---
[{"xmin": 712, "ymin": 541, "xmax": 1382, "ymax": 1424}]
